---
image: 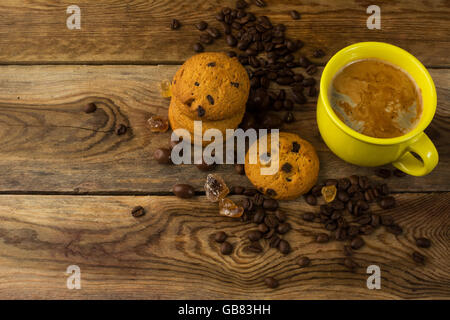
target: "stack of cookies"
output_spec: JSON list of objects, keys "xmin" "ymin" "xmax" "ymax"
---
[{"xmin": 169, "ymin": 52, "xmax": 250, "ymax": 145}]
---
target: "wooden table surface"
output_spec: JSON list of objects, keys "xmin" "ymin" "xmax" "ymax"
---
[{"xmin": 0, "ymin": 0, "xmax": 449, "ymax": 300}]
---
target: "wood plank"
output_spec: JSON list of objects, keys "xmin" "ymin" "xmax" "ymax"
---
[
  {"xmin": 0, "ymin": 65, "xmax": 448, "ymax": 193},
  {"xmin": 0, "ymin": 0, "xmax": 448, "ymax": 65},
  {"xmin": 0, "ymin": 193, "xmax": 448, "ymax": 299}
]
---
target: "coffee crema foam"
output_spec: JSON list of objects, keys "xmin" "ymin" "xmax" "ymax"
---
[{"xmin": 329, "ymin": 59, "xmax": 422, "ymax": 138}]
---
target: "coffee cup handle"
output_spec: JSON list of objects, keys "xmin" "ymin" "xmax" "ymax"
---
[{"xmin": 392, "ymin": 133, "xmax": 439, "ymax": 176}]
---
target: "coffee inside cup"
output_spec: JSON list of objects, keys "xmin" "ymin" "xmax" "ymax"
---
[{"xmin": 329, "ymin": 58, "xmax": 422, "ymax": 138}]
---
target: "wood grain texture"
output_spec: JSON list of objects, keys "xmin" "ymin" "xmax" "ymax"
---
[
  {"xmin": 0, "ymin": 193, "xmax": 448, "ymax": 299},
  {"xmin": 0, "ymin": 65, "xmax": 448, "ymax": 193},
  {"xmin": 0, "ymin": 0, "xmax": 448, "ymax": 65}
]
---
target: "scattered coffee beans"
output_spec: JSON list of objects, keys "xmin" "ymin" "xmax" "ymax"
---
[
  {"xmin": 296, "ymin": 256, "xmax": 310, "ymax": 268},
  {"xmin": 83, "ymin": 102, "xmax": 97, "ymax": 113},
  {"xmin": 154, "ymin": 148, "xmax": 172, "ymax": 164},
  {"xmin": 415, "ymin": 237, "xmax": 431, "ymax": 248},
  {"xmin": 172, "ymin": 184, "xmax": 195, "ymax": 198},
  {"xmin": 214, "ymin": 231, "xmax": 228, "ymax": 243},
  {"xmin": 131, "ymin": 206, "xmax": 145, "ymax": 218},
  {"xmin": 220, "ymin": 241, "xmax": 233, "ymax": 255},
  {"xmin": 264, "ymin": 277, "xmax": 279, "ymax": 289}
]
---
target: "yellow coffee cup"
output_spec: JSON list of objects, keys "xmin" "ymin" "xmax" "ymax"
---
[{"xmin": 317, "ymin": 42, "xmax": 438, "ymax": 176}]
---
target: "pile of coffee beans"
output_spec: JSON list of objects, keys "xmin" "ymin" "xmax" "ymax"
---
[
  {"xmin": 171, "ymin": 0, "xmax": 325, "ymax": 129},
  {"xmin": 301, "ymin": 168, "xmax": 432, "ymax": 270}
]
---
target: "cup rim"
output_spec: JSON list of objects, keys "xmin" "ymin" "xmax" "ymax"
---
[{"xmin": 319, "ymin": 42, "xmax": 437, "ymax": 145}]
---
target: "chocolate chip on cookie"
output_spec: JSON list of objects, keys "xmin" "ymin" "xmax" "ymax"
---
[
  {"xmin": 231, "ymin": 82, "xmax": 240, "ymax": 88},
  {"xmin": 281, "ymin": 163, "xmax": 292, "ymax": 173},
  {"xmin": 292, "ymin": 141, "xmax": 300, "ymax": 153},
  {"xmin": 197, "ymin": 106, "xmax": 206, "ymax": 117},
  {"xmin": 206, "ymin": 95, "xmax": 215, "ymax": 105}
]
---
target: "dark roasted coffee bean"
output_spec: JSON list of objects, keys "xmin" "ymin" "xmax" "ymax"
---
[
  {"xmin": 302, "ymin": 212, "xmax": 316, "ymax": 222},
  {"xmin": 253, "ymin": 193, "xmax": 264, "ymax": 206},
  {"xmin": 154, "ymin": 148, "xmax": 172, "ymax": 164},
  {"xmin": 245, "ymin": 241, "xmax": 263, "ymax": 253},
  {"xmin": 265, "ymin": 277, "xmax": 279, "ymax": 288},
  {"xmin": 170, "ymin": 19, "xmax": 181, "ymax": 30},
  {"xmin": 331, "ymin": 210, "xmax": 342, "ymax": 220},
  {"xmin": 254, "ymin": 0, "xmax": 267, "ymax": 7},
  {"xmin": 298, "ymin": 56, "xmax": 311, "ymax": 68},
  {"xmin": 313, "ymin": 49, "xmax": 325, "ymax": 58},
  {"xmin": 337, "ymin": 190, "xmax": 350, "ymax": 203},
  {"xmin": 278, "ymin": 240, "xmax": 291, "ymax": 254},
  {"xmin": 248, "ymin": 230, "xmax": 263, "ymax": 241},
  {"xmin": 358, "ymin": 176, "xmax": 370, "ymax": 189},
  {"xmin": 264, "ymin": 215, "xmax": 279, "ymax": 228},
  {"xmin": 344, "ymin": 257, "xmax": 358, "ymax": 270},
  {"xmin": 232, "ymin": 21, "xmax": 242, "ymax": 30},
  {"xmin": 380, "ymin": 215, "xmax": 394, "ymax": 226},
  {"xmin": 297, "ymin": 256, "xmax": 311, "ymax": 268},
  {"xmin": 306, "ymin": 64, "xmax": 317, "ymax": 75},
  {"xmin": 215, "ymin": 12, "xmax": 225, "ymax": 22},
  {"xmin": 305, "ymin": 194, "xmax": 317, "ymax": 206},
  {"xmin": 293, "ymin": 73, "xmax": 304, "ymax": 83},
  {"xmin": 302, "ymin": 77, "xmax": 316, "ymax": 87},
  {"xmin": 220, "ymin": 241, "xmax": 233, "ymax": 255},
  {"xmin": 195, "ymin": 21, "xmax": 208, "ymax": 31},
  {"xmin": 283, "ymin": 99, "xmax": 294, "ymax": 110},
  {"xmin": 375, "ymin": 168, "xmax": 391, "ymax": 179},
  {"xmin": 352, "ymin": 205, "xmax": 361, "ymax": 217},
  {"xmin": 325, "ymin": 179, "xmax": 338, "ymax": 186},
  {"xmin": 393, "ymin": 169, "xmax": 407, "ymax": 177},
  {"xmin": 200, "ymin": 33, "xmax": 214, "ymax": 44},
  {"xmin": 241, "ymin": 198, "xmax": 253, "ymax": 211},
  {"xmin": 237, "ymin": 40, "xmax": 250, "ymax": 50},
  {"xmin": 356, "ymin": 199, "xmax": 369, "ymax": 211},
  {"xmin": 131, "ymin": 206, "xmax": 145, "ymax": 218},
  {"xmin": 269, "ymin": 235, "xmax": 281, "ymax": 248},
  {"xmin": 352, "ymin": 192, "xmax": 365, "ymax": 202},
  {"xmin": 116, "ymin": 124, "xmax": 127, "ymax": 135},
  {"xmin": 316, "ymin": 233, "xmax": 329, "ymax": 243},
  {"xmin": 308, "ymin": 86, "xmax": 317, "ymax": 97},
  {"xmin": 338, "ymin": 178, "xmax": 351, "ymax": 190},
  {"xmin": 360, "ymin": 225, "xmax": 374, "ymax": 235},
  {"xmin": 351, "ymin": 236, "xmax": 365, "ymax": 250},
  {"xmin": 364, "ymin": 188, "xmax": 376, "ymax": 202},
  {"xmin": 320, "ymin": 205, "xmax": 333, "ymax": 216},
  {"xmin": 415, "ymin": 237, "xmax": 431, "ymax": 248},
  {"xmin": 331, "ymin": 200, "xmax": 345, "ymax": 210},
  {"xmin": 193, "ymin": 42, "xmax": 204, "ymax": 52},
  {"xmin": 292, "ymin": 90, "xmax": 307, "ymax": 104},
  {"xmin": 172, "ymin": 184, "xmax": 195, "ymax": 199},
  {"xmin": 344, "ymin": 245, "xmax": 353, "ymax": 256},
  {"xmin": 370, "ymin": 214, "xmax": 380, "ymax": 228},
  {"xmin": 337, "ymin": 217, "xmax": 348, "ymax": 228},
  {"xmin": 290, "ymin": 10, "xmax": 301, "ymax": 20},
  {"xmin": 231, "ymin": 186, "xmax": 245, "ymax": 195},
  {"xmin": 275, "ymin": 210, "xmax": 286, "ymax": 222},
  {"xmin": 379, "ymin": 183, "xmax": 390, "ymax": 195},
  {"xmin": 311, "ymin": 184, "xmax": 323, "ymax": 197},
  {"xmin": 207, "ymin": 27, "xmax": 221, "ymax": 39},
  {"xmin": 236, "ymin": 0, "xmax": 248, "ymax": 9},
  {"xmin": 276, "ymin": 76, "xmax": 294, "ymax": 85},
  {"xmin": 335, "ymin": 227, "xmax": 347, "ymax": 241},
  {"xmin": 379, "ymin": 196, "xmax": 396, "ymax": 209},
  {"xmin": 284, "ymin": 112, "xmax": 295, "ymax": 123},
  {"xmin": 226, "ymin": 34, "xmax": 237, "ymax": 47},
  {"xmin": 253, "ymin": 207, "xmax": 265, "ymax": 223},
  {"xmin": 412, "ymin": 251, "xmax": 425, "ymax": 264},
  {"xmin": 223, "ymin": 23, "xmax": 232, "ymax": 35},
  {"xmin": 258, "ymin": 223, "xmax": 269, "ymax": 234},
  {"xmin": 264, "ymin": 228, "xmax": 275, "ymax": 239},
  {"xmin": 386, "ymin": 224, "xmax": 403, "ymax": 235},
  {"xmin": 277, "ymin": 222, "xmax": 291, "ymax": 234},
  {"xmin": 349, "ymin": 175, "xmax": 359, "ymax": 185},
  {"xmin": 214, "ymin": 231, "xmax": 227, "ymax": 243},
  {"xmin": 83, "ymin": 102, "xmax": 97, "ymax": 113},
  {"xmin": 243, "ymin": 188, "xmax": 258, "ymax": 196},
  {"xmin": 356, "ymin": 215, "xmax": 371, "ymax": 225},
  {"xmin": 348, "ymin": 226, "xmax": 360, "ymax": 238},
  {"xmin": 263, "ymin": 199, "xmax": 278, "ymax": 211}
]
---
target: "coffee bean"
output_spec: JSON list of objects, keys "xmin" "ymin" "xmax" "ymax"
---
[
  {"xmin": 264, "ymin": 215, "xmax": 279, "ymax": 228},
  {"xmin": 154, "ymin": 148, "xmax": 172, "ymax": 164},
  {"xmin": 253, "ymin": 193, "xmax": 264, "ymax": 206},
  {"xmin": 195, "ymin": 21, "xmax": 208, "ymax": 31},
  {"xmin": 335, "ymin": 227, "xmax": 347, "ymax": 241},
  {"xmin": 193, "ymin": 42, "xmax": 204, "ymax": 52},
  {"xmin": 343, "ymin": 245, "xmax": 353, "ymax": 256},
  {"xmin": 351, "ymin": 236, "xmax": 365, "ymax": 250},
  {"xmin": 264, "ymin": 277, "xmax": 279, "ymax": 289},
  {"xmin": 200, "ymin": 33, "xmax": 214, "ymax": 45},
  {"xmin": 356, "ymin": 199, "xmax": 369, "ymax": 211},
  {"xmin": 312, "ymin": 49, "xmax": 325, "ymax": 58},
  {"xmin": 360, "ymin": 225, "xmax": 374, "ymax": 235},
  {"xmin": 241, "ymin": 198, "xmax": 254, "ymax": 212},
  {"xmin": 316, "ymin": 233, "xmax": 329, "ymax": 243},
  {"xmin": 338, "ymin": 178, "xmax": 351, "ymax": 190},
  {"xmin": 305, "ymin": 194, "xmax": 317, "ymax": 206},
  {"xmin": 214, "ymin": 231, "xmax": 227, "ymax": 243},
  {"xmin": 170, "ymin": 19, "xmax": 181, "ymax": 30},
  {"xmin": 264, "ymin": 228, "xmax": 275, "ymax": 239},
  {"xmin": 302, "ymin": 212, "xmax": 315, "ymax": 222},
  {"xmin": 278, "ymin": 240, "xmax": 291, "ymax": 254},
  {"xmin": 248, "ymin": 230, "xmax": 263, "ymax": 241},
  {"xmin": 379, "ymin": 183, "xmax": 390, "ymax": 195},
  {"xmin": 370, "ymin": 214, "xmax": 380, "ymax": 228},
  {"xmin": 379, "ymin": 196, "xmax": 396, "ymax": 209},
  {"xmin": 298, "ymin": 56, "xmax": 310, "ymax": 68},
  {"xmin": 320, "ymin": 205, "xmax": 333, "ymax": 216},
  {"xmin": 297, "ymin": 256, "xmax": 311, "ymax": 268},
  {"xmin": 277, "ymin": 222, "xmax": 291, "ymax": 234},
  {"xmin": 220, "ymin": 241, "xmax": 233, "ymax": 255},
  {"xmin": 245, "ymin": 241, "xmax": 263, "ymax": 253},
  {"xmin": 393, "ymin": 169, "xmax": 407, "ymax": 177},
  {"xmin": 116, "ymin": 124, "xmax": 127, "ymax": 135},
  {"xmin": 172, "ymin": 184, "xmax": 195, "ymax": 199},
  {"xmin": 415, "ymin": 237, "xmax": 431, "ymax": 248},
  {"xmin": 386, "ymin": 224, "xmax": 403, "ymax": 235},
  {"xmin": 131, "ymin": 206, "xmax": 145, "ymax": 218},
  {"xmin": 306, "ymin": 64, "xmax": 317, "ymax": 75},
  {"xmin": 331, "ymin": 200, "xmax": 345, "ymax": 210},
  {"xmin": 290, "ymin": 10, "xmax": 301, "ymax": 20},
  {"xmin": 226, "ymin": 34, "xmax": 237, "ymax": 47},
  {"xmin": 347, "ymin": 226, "xmax": 359, "ymax": 238},
  {"xmin": 254, "ymin": 0, "xmax": 267, "ymax": 7},
  {"xmin": 344, "ymin": 258, "xmax": 358, "ymax": 270},
  {"xmin": 364, "ymin": 188, "xmax": 376, "ymax": 202},
  {"xmin": 331, "ymin": 210, "xmax": 342, "ymax": 220},
  {"xmin": 358, "ymin": 176, "xmax": 370, "ymax": 189},
  {"xmin": 253, "ymin": 207, "xmax": 265, "ymax": 223},
  {"xmin": 83, "ymin": 102, "xmax": 97, "ymax": 113},
  {"xmin": 258, "ymin": 223, "xmax": 269, "ymax": 234},
  {"xmin": 325, "ymin": 221, "xmax": 337, "ymax": 231},
  {"xmin": 355, "ymin": 215, "xmax": 371, "ymax": 225},
  {"xmin": 206, "ymin": 27, "xmax": 221, "ymax": 39},
  {"xmin": 302, "ymin": 77, "xmax": 316, "ymax": 87},
  {"xmin": 244, "ymin": 188, "xmax": 258, "ymax": 196},
  {"xmin": 337, "ymin": 190, "xmax": 350, "ymax": 203},
  {"xmin": 274, "ymin": 210, "xmax": 286, "ymax": 222},
  {"xmin": 349, "ymin": 175, "xmax": 359, "ymax": 185},
  {"xmin": 263, "ymin": 199, "xmax": 279, "ymax": 210},
  {"xmin": 412, "ymin": 251, "xmax": 426, "ymax": 264},
  {"xmin": 380, "ymin": 215, "xmax": 394, "ymax": 226},
  {"xmin": 311, "ymin": 184, "xmax": 323, "ymax": 197},
  {"xmin": 269, "ymin": 235, "xmax": 281, "ymax": 248},
  {"xmin": 375, "ymin": 168, "xmax": 391, "ymax": 179}
]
